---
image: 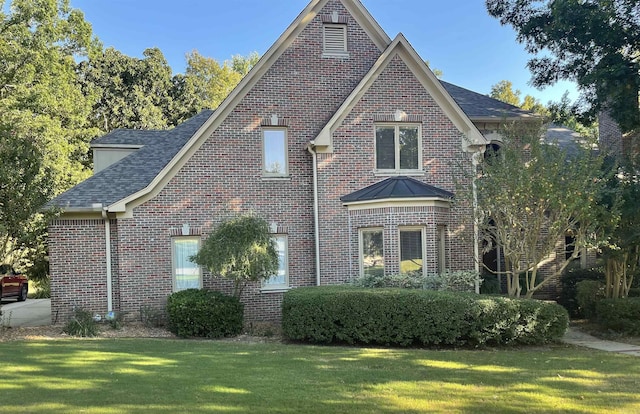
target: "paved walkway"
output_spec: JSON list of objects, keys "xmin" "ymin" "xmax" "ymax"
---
[
  {"xmin": 0, "ymin": 299, "xmax": 51, "ymax": 327},
  {"xmin": 562, "ymin": 327, "xmax": 640, "ymax": 357}
]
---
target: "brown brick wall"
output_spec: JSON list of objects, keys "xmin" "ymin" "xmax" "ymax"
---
[{"xmin": 316, "ymin": 54, "xmax": 477, "ymax": 284}]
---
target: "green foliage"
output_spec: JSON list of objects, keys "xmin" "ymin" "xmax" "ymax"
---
[
  {"xmin": 167, "ymin": 289, "xmax": 243, "ymax": 338},
  {"xmin": 192, "ymin": 214, "xmax": 279, "ymax": 297},
  {"xmin": 30, "ymin": 277, "xmax": 51, "ymax": 299},
  {"xmin": 139, "ymin": 305, "xmax": 167, "ymax": 328},
  {"xmin": 558, "ymin": 266, "xmax": 604, "ymax": 318},
  {"xmin": 596, "ymin": 298, "xmax": 640, "ymax": 334},
  {"xmin": 479, "ymin": 273, "xmax": 501, "ymax": 294},
  {"xmin": 576, "ymin": 280, "xmax": 606, "ymax": 320},
  {"xmin": 351, "ymin": 271, "xmax": 481, "ymax": 292},
  {"xmin": 489, "ymin": 80, "xmax": 522, "ymax": 106},
  {"xmin": 63, "ymin": 308, "xmax": 98, "ymax": 337},
  {"xmin": 474, "ymin": 121, "xmax": 608, "ymax": 298},
  {"xmin": 79, "ymin": 47, "xmax": 173, "ymax": 132},
  {"xmin": 486, "ymin": 0, "xmax": 640, "ymax": 133},
  {"xmin": 282, "ymin": 286, "xmax": 568, "ymax": 347}
]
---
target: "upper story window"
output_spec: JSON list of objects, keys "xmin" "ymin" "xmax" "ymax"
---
[
  {"xmin": 323, "ymin": 24, "xmax": 348, "ymax": 56},
  {"xmin": 375, "ymin": 124, "xmax": 421, "ymax": 173},
  {"xmin": 263, "ymin": 128, "xmax": 288, "ymax": 177}
]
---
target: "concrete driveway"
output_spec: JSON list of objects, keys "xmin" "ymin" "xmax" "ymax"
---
[{"xmin": 0, "ymin": 299, "xmax": 51, "ymax": 327}]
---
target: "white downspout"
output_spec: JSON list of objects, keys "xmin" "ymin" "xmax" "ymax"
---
[
  {"xmin": 307, "ymin": 142, "xmax": 321, "ymax": 286},
  {"xmin": 472, "ymin": 151, "xmax": 482, "ymax": 294},
  {"xmin": 102, "ymin": 207, "xmax": 113, "ymax": 312}
]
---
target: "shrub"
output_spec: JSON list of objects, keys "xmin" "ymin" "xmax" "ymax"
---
[
  {"xmin": 282, "ymin": 286, "xmax": 568, "ymax": 347},
  {"xmin": 31, "ymin": 277, "xmax": 51, "ymax": 299},
  {"xmin": 351, "ymin": 271, "xmax": 481, "ymax": 292},
  {"xmin": 479, "ymin": 273, "xmax": 501, "ymax": 294},
  {"xmin": 596, "ymin": 298, "xmax": 640, "ymax": 334},
  {"xmin": 167, "ymin": 289, "xmax": 243, "ymax": 338},
  {"xmin": 140, "ymin": 305, "xmax": 168, "ymax": 328},
  {"xmin": 63, "ymin": 308, "xmax": 98, "ymax": 337},
  {"xmin": 576, "ymin": 280, "xmax": 605, "ymax": 319},
  {"xmin": 558, "ymin": 267, "xmax": 603, "ymax": 318}
]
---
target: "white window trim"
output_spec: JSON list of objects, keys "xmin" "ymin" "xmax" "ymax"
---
[
  {"xmin": 374, "ymin": 124, "xmax": 422, "ymax": 174},
  {"xmin": 322, "ymin": 23, "xmax": 349, "ymax": 58},
  {"xmin": 359, "ymin": 227, "xmax": 384, "ymax": 277},
  {"xmin": 262, "ymin": 127, "xmax": 289, "ymax": 178},
  {"xmin": 262, "ymin": 234, "xmax": 289, "ymax": 291},
  {"xmin": 398, "ymin": 226, "xmax": 426, "ymax": 276},
  {"xmin": 171, "ymin": 236, "xmax": 202, "ymax": 292}
]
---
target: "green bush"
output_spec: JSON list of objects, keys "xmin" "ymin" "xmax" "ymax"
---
[
  {"xmin": 167, "ymin": 289, "xmax": 243, "ymax": 338},
  {"xmin": 596, "ymin": 298, "xmax": 640, "ymax": 334},
  {"xmin": 63, "ymin": 308, "xmax": 98, "ymax": 337},
  {"xmin": 479, "ymin": 274, "xmax": 501, "ymax": 294},
  {"xmin": 282, "ymin": 286, "xmax": 568, "ymax": 347},
  {"xmin": 576, "ymin": 280, "xmax": 605, "ymax": 319},
  {"xmin": 30, "ymin": 277, "xmax": 51, "ymax": 299},
  {"xmin": 558, "ymin": 267, "xmax": 603, "ymax": 318},
  {"xmin": 351, "ymin": 271, "xmax": 481, "ymax": 292}
]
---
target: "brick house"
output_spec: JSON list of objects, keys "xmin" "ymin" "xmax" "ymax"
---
[{"xmin": 48, "ymin": 0, "xmax": 539, "ymax": 323}]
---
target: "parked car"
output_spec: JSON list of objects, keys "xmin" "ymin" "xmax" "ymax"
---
[{"xmin": 0, "ymin": 264, "xmax": 28, "ymax": 302}]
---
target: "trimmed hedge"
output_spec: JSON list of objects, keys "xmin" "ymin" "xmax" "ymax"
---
[
  {"xmin": 282, "ymin": 286, "xmax": 568, "ymax": 347},
  {"xmin": 596, "ymin": 298, "xmax": 640, "ymax": 334},
  {"xmin": 167, "ymin": 289, "xmax": 243, "ymax": 338}
]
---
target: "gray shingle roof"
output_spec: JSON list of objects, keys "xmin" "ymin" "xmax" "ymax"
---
[
  {"xmin": 91, "ymin": 129, "xmax": 166, "ymax": 147},
  {"xmin": 48, "ymin": 110, "xmax": 213, "ymax": 210},
  {"xmin": 441, "ymin": 80, "xmax": 534, "ymax": 120},
  {"xmin": 341, "ymin": 176, "xmax": 454, "ymax": 203}
]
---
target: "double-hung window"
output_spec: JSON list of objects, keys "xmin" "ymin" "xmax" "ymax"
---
[
  {"xmin": 263, "ymin": 128, "xmax": 288, "ymax": 177},
  {"xmin": 263, "ymin": 235, "xmax": 289, "ymax": 289},
  {"xmin": 399, "ymin": 227, "xmax": 425, "ymax": 275},
  {"xmin": 172, "ymin": 237, "xmax": 201, "ymax": 291},
  {"xmin": 375, "ymin": 124, "xmax": 421, "ymax": 173},
  {"xmin": 360, "ymin": 228, "xmax": 384, "ymax": 277}
]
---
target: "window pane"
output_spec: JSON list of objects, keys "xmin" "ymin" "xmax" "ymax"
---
[
  {"xmin": 400, "ymin": 230, "xmax": 423, "ymax": 274},
  {"xmin": 264, "ymin": 130, "xmax": 286, "ymax": 175},
  {"xmin": 376, "ymin": 127, "xmax": 395, "ymax": 169},
  {"xmin": 173, "ymin": 238, "xmax": 200, "ymax": 291},
  {"xmin": 265, "ymin": 236, "xmax": 287, "ymax": 286},
  {"xmin": 361, "ymin": 229, "xmax": 384, "ymax": 276},
  {"xmin": 399, "ymin": 126, "xmax": 419, "ymax": 170}
]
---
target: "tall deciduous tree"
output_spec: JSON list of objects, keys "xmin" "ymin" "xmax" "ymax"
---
[
  {"xmin": 79, "ymin": 47, "xmax": 174, "ymax": 132},
  {"xmin": 0, "ymin": 0, "xmax": 98, "ymax": 272},
  {"xmin": 486, "ymin": 0, "xmax": 640, "ymax": 133},
  {"xmin": 475, "ymin": 121, "xmax": 609, "ymax": 298},
  {"xmin": 192, "ymin": 214, "xmax": 279, "ymax": 298}
]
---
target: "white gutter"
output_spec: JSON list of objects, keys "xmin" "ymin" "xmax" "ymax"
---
[
  {"xmin": 306, "ymin": 142, "xmax": 321, "ymax": 286},
  {"xmin": 101, "ymin": 207, "xmax": 113, "ymax": 312},
  {"xmin": 471, "ymin": 151, "xmax": 482, "ymax": 294}
]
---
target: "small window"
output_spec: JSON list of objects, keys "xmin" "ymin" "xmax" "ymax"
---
[
  {"xmin": 172, "ymin": 237, "xmax": 201, "ymax": 291},
  {"xmin": 400, "ymin": 228, "xmax": 424, "ymax": 275},
  {"xmin": 375, "ymin": 124, "xmax": 421, "ymax": 172},
  {"xmin": 360, "ymin": 228, "xmax": 384, "ymax": 277},
  {"xmin": 323, "ymin": 24, "xmax": 347, "ymax": 55},
  {"xmin": 264, "ymin": 235, "xmax": 289, "ymax": 289},
  {"xmin": 263, "ymin": 128, "xmax": 288, "ymax": 176}
]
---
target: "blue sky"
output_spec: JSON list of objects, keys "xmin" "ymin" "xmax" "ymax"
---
[{"xmin": 70, "ymin": 0, "xmax": 577, "ymax": 105}]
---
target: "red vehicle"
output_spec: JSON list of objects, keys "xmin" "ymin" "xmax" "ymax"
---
[{"xmin": 0, "ymin": 264, "xmax": 28, "ymax": 302}]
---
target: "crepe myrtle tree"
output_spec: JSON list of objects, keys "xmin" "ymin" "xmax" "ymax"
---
[
  {"xmin": 472, "ymin": 121, "xmax": 611, "ymax": 298},
  {"xmin": 191, "ymin": 214, "xmax": 279, "ymax": 298}
]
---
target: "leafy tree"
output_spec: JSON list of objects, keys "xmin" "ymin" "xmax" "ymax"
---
[
  {"xmin": 192, "ymin": 214, "xmax": 279, "ymax": 298},
  {"xmin": 79, "ymin": 47, "xmax": 173, "ymax": 132},
  {"xmin": 168, "ymin": 50, "xmax": 259, "ymax": 125},
  {"xmin": 425, "ymin": 60, "xmax": 443, "ymax": 78},
  {"xmin": 474, "ymin": 121, "xmax": 608, "ymax": 298},
  {"xmin": 0, "ymin": 123, "xmax": 55, "ymax": 267},
  {"xmin": 0, "ymin": 0, "xmax": 98, "ymax": 272},
  {"xmin": 486, "ymin": 0, "xmax": 640, "ymax": 133},
  {"xmin": 490, "ymin": 80, "xmax": 522, "ymax": 106}
]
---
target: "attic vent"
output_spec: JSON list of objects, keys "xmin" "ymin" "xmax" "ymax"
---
[{"xmin": 323, "ymin": 24, "xmax": 348, "ymax": 56}]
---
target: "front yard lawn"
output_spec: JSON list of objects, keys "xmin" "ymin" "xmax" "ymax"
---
[{"xmin": 1, "ymin": 339, "xmax": 639, "ymax": 413}]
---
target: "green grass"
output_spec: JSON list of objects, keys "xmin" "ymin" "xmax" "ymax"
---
[{"xmin": 1, "ymin": 339, "xmax": 639, "ymax": 413}]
